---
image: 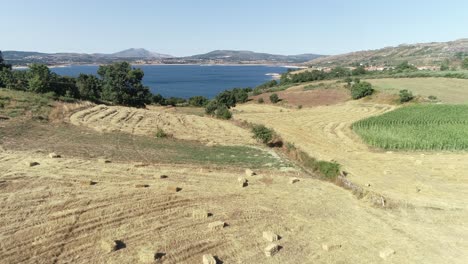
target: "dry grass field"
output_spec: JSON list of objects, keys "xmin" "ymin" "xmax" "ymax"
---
[
  {"xmin": 1, "ymin": 88, "xmax": 468, "ymax": 263},
  {"xmin": 367, "ymin": 78, "xmax": 468, "ymax": 104},
  {"xmin": 70, "ymin": 105, "xmax": 256, "ymax": 145},
  {"xmin": 2, "ymin": 149, "xmax": 466, "ymax": 264}
]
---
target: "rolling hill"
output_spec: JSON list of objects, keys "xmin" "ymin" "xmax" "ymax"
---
[
  {"xmin": 184, "ymin": 50, "xmax": 323, "ymax": 63},
  {"xmin": 2, "ymin": 49, "xmax": 174, "ymax": 66},
  {"xmin": 307, "ymin": 38, "xmax": 468, "ymax": 67}
]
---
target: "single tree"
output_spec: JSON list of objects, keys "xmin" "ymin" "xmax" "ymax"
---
[
  {"xmin": 97, "ymin": 62, "xmax": 151, "ymax": 107},
  {"xmin": 269, "ymin": 93, "xmax": 280, "ymax": 104}
]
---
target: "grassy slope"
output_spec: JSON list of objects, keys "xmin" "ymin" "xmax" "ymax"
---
[
  {"xmin": 367, "ymin": 78, "xmax": 468, "ymax": 104},
  {"xmin": 0, "ymin": 89, "xmax": 288, "ymax": 168},
  {"xmin": 0, "ymin": 89, "xmax": 53, "ymax": 119},
  {"xmin": 353, "ymin": 104, "xmax": 468, "ymax": 150}
]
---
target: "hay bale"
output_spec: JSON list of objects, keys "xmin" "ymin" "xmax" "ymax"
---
[
  {"xmin": 264, "ymin": 243, "xmax": 279, "ymax": 257},
  {"xmin": 289, "ymin": 178, "xmax": 300, "ymax": 184},
  {"xmin": 100, "ymin": 240, "xmax": 125, "ymax": 252},
  {"xmin": 263, "ymin": 231, "xmax": 279, "ymax": 242},
  {"xmin": 135, "ymin": 184, "xmax": 150, "ymax": 188},
  {"xmin": 134, "ymin": 162, "xmax": 149, "ymax": 168},
  {"xmin": 98, "ymin": 158, "xmax": 111, "ymax": 164},
  {"xmin": 138, "ymin": 248, "xmax": 155, "ymax": 263},
  {"xmin": 167, "ymin": 186, "xmax": 182, "ymax": 192},
  {"xmin": 238, "ymin": 177, "xmax": 248, "ymax": 187},
  {"xmin": 245, "ymin": 169, "xmax": 256, "ymax": 176},
  {"xmin": 192, "ymin": 209, "xmax": 209, "ymax": 220},
  {"xmin": 208, "ymin": 221, "xmax": 225, "ymax": 231},
  {"xmin": 202, "ymin": 254, "xmax": 217, "ymax": 264},
  {"xmin": 26, "ymin": 161, "xmax": 40, "ymax": 167},
  {"xmin": 321, "ymin": 243, "xmax": 341, "ymax": 252},
  {"xmin": 80, "ymin": 180, "xmax": 97, "ymax": 186},
  {"xmin": 379, "ymin": 248, "xmax": 395, "ymax": 259},
  {"xmin": 48, "ymin": 152, "xmax": 61, "ymax": 158}
]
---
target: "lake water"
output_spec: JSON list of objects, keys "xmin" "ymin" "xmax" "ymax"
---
[{"xmin": 52, "ymin": 65, "xmax": 291, "ymax": 99}]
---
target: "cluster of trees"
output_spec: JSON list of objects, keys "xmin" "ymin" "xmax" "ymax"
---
[
  {"xmin": 0, "ymin": 53, "xmax": 153, "ymax": 107},
  {"xmin": 205, "ymin": 87, "xmax": 251, "ymax": 119},
  {"xmin": 279, "ymin": 66, "xmax": 369, "ymax": 85}
]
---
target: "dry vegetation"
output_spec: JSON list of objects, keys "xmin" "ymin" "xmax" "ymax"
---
[
  {"xmin": 367, "ymin": 78, "xmax": 468, "ymax": 104},
  {"xmin": 70, "ymin": 105, "xmax": 256, "ymax": 145},
  {"xmin": 1, "ymin": 85, "xmax": 468, "ymax": 263}
]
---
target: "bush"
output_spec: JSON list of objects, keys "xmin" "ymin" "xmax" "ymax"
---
[
  {"xmin": 215, "ymin": 104, "xmax": 232, "ymax": 120},
  {"xmin": 188, "ymin": 96, "xmax": 208, "ymax": 107},
  {"xmin": 252, "ymin": 124, "xmax": 274, "ymax": 144},
  {"xmin": 297, "ymin": 105, "xmax": 303, "ymax": 109},
  {"xmin": 351, "ymin": 81, "xmax": 374, "ymax": 99},
  {"xmin": 205, "ymin": 100, "xmax": 218, "ymax": 115},
  {"xmin": 155, "ymin": 128, "xmax": 168, "ymax": 138},
  {"xmin": 399, "ymin": 89, "xmax": 414, "ymax": 103},
  {"xmin": 269, "ymin": 93, "xmax": 280, "ymax": 104},
  {"xmin": 258, "ymin": 97, "xmax": 264, "ymax": 104},
  {"xmin": 428, "ymin": 95, "xmax": 438, "ymax": 101},
  {"xmin": 317, "ymin": 161, "xmax": 341, "ymax": 180}
]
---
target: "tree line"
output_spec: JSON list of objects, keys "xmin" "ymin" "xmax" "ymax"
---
[{"xmin": 0, "ymin": 51, "xmax": 217, "ymax": 108}]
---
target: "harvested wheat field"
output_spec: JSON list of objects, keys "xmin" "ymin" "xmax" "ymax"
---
[
  {"xmin": 1, "ymin": 150, "xmax": 466, "ymax": 263},
  {"xmin": 70, "ymin": 105, "xmax": 256, "ymax": 145},
  {"xmin": 235, "ymin": 102, "xmax": 468, "ymax": 209}
]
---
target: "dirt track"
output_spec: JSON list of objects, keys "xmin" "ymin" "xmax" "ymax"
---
[
  {"xmin": 1, "ymin": 150, "xmax": 466, "ymax": 263},
  {"xmin": 70, "ymin": 105, "xmax": 256, "ymax": 145}
]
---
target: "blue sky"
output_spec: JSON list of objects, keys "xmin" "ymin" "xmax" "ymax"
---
[{"xmin": 1, "ymin": 0, "xmax": 467, "ymax": 56}]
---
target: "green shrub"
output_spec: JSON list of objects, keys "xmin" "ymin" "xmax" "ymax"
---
[
  {"xmin": 428, "ymin": 95, "xmax": 438, "ymax": 101},
  {"xmin": 258, "ymin": 97, "xmax": 264, "ymax": 104},
  {"xmin": 297, "ymin": 105, "xmax": 303, "ymax": 109},
  {"xmin": 399, "ymin": 89, "xmax": 414, "ymax": 103},
  {"xmin": 215, "ymin": 104, "xmax": 232, "ymax": 120},
  {"xmin": 155, "ymin": 128, "xmax": 168, "ymax": 138},
  {"xmin": 351, "ymin": 81, "xmax": 374, "ymax": 99},
  {"xmin": 317, "ymin": 161, "xmax": 341, "ymax": 180},
  {"xmin": 269, "ymin": 93, "xmax": 280, "ymax": 104},
  {"xmin": 205, "ymin": 100, "xmax": 218, "ymax": 114},
  {"xmin": 188, "ymin": 96, "xmax": 208, "ymax": 107},
  {"xmin": 252, "ymin": 124, "xmax": 273, "ymax": 144}
]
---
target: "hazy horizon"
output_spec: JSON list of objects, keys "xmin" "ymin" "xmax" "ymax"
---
[{"xmin": 1, "ymin": 0, "xmax": 468, "ymax": 56}]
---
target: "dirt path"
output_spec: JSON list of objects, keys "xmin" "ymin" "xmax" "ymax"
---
[{"xmin": 1, "ymin": 150, "xmax": 466, "ymax": 263}]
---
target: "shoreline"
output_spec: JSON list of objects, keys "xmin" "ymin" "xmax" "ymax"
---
[{"xmin": 13, "ymin": 63, "xmax": 308, "ymax": 69}]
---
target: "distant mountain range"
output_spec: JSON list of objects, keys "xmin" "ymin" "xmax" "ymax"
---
[
  {"xmin": 5, "ymin": 38, "xmax": 467, "ymax": 67},
  {"xmin": 307, "ymin": 38, "xmax": 468, "ymax": 67},
  {"xmin": 109, "ymin": 48, "xmax": 173, "ymax": 59},
  {"xmin": 182, "ymin": 50, "xmax": 323, "ymax": 63},
  {"xmin": 2, "ymin": 49, "xmax": 324, "ymax": 66}
]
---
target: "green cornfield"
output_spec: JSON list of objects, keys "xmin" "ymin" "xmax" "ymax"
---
[{"xmin": 352, "ymin": 104, "xmax": 468, "ymax": 151}]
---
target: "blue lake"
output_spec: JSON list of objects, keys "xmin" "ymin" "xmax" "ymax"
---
[{"xmin": 52, "ymin": 65, "xmax": 291, "ymax": 99}]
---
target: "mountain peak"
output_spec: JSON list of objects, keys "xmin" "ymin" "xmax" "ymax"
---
[{"xmin": 111, "ymin": 48, "xmax": 173, "ymax": 58}]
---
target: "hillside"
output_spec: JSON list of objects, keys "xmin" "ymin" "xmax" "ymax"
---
[
  {"xmin": 2, "ymin": 49, "xmax": 174, "ymax": 66},
  {"xmin": 308, "ymin": 38, "xmax": 468, "ymax": 67},
  {"xmin": 184, "ymin": 50, "xmax": 323, "ymax": 63},
  {"xmin": 110, "ymin": 48, "xmax": 172, "ymax": 59}
]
